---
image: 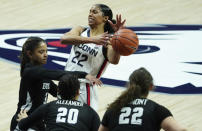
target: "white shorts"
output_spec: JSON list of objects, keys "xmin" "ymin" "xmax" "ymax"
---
[{"xmin": 78, "ymin": 82, "xmax": 98, "ymax": 111}]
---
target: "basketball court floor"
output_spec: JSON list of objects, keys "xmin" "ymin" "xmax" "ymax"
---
[{"xmin": 0, "ymin": 0, "xmax": 202, "ymax": 130}]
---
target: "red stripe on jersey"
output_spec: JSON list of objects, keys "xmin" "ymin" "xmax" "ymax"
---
[
  {"xmin": 86, "ymin": 83, "xmax": 90, "ymax": 106},
  {"xmin": 96, "ymin": 59, "xmax": 108, "ymax": 78},
  {"xmin": 47, "ymin": 41, "xmax": 67, "ymax": 48}
]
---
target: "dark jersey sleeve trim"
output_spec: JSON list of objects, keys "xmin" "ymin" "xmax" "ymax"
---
[
  {"xmin": 155, "ymin": 104, "xmax": 173, "ymax": 123},
  {"xmin": 101, "ymin": 109, "xmax": 111, "ymax": 127},
  {"xmin": 102, "ymin": 46, "xmax": 108, "ymax": 61},
  {"xmin": 91, "ymin": 109, "xmax": 100, "ymax": 131},
  {"xmin": 84, "ymin": 105, "xmax": 100, "ymax": 131}
]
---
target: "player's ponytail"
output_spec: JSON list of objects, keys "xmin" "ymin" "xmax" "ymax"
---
[
  {"xmin": 107, "ymin": 83, "xmax": 141, "ymax": 112},
  {"xmin": 104, "ymin": 19, "xmax": 116, "ymax": 34},
  {"xmin": 96, "ymin": 4, "xmax": 115, "ymax": 33},
  {"xmin": 19, "ymin": 37, "xmax": 45, "ymax": 77},
  {"xmin": 107, "ymin": 67, "xmax": 153, "ymax": 112},
  {"xmin": 20, "ymin": 44, "xmax": 30, "ymax": 77}
]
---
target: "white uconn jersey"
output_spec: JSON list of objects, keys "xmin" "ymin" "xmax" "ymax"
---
[
  {"xmin": 65, "ymin": 28, "xmax": 109, "ymax": 110},
  {"xmin": 65, "ymin": 28, "xmax": 109, "ymax": 79}
]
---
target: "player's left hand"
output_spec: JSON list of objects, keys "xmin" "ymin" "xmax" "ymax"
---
[
  {"xmin": 85, "ymin": 74, "xmax": 103, "ymax": 86},
  {"xmin": 108, "ymin": 14, "xmax": 126, "ymax": 32},
  {"xmin": 91, "ymin": 32, "xmax": 110, "ymax": 47},
  {"xmin": 16, "ymin": 110, "xmax": 28, "ymax": 122}
]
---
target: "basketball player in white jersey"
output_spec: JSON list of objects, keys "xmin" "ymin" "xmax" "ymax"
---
[{"xmin": 61, "ymin": 4, "xmax": 126, "ymax": 110}]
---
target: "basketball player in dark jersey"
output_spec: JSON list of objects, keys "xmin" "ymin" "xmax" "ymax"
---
[
  {"xmin": 99, "ymin": 67, "xmax": 187, "ymax": 131},
  {"xmin": 16, "ymin": 74, "xmax": 100, "ymax": 131},
  {"xmin": 10, "ymin": 37, "xmax": 102, "ymax": 131}
]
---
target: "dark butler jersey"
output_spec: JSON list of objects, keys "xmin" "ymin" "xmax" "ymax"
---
[
  {"xmin": 18, "ymin": 100, "xmax": 100, "ymax": 131},
  {"xmin": 102, "ymin": 98, "xmax": 172, "ymax": 131}
]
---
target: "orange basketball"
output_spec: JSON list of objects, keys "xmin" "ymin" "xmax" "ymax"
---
[{"xmin": 110, "ymin": 28, "xmax": 139, "ymax": 56}]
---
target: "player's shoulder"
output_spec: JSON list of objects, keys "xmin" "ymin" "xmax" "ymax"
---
[
  {"xmin": 22, "ymin": 63, "xmax": 38, "ymax": 76},
  {"xmin": 23, "ymin": 63, "xmax": 33, "ymax": 72},
  {"xmin": 146, "ymin": 98, "xmax": 159, "ymax": 105},
  {"xmin": 49, "ymin": 100, "xmax": 58, "ymax": 104},
  {"xmin": 45, "ymin": 100, "xmax": 58, "ymax": 107},
  {"xmin": 83, "ymin": 103, "xmax": 98, "ymax": 114},
  {"xmin": 123, "ymin": 98, "xmax": 160, "ymax": 109},
  {"xmin": 72, "ymin": 25, "xmax": 86, "ymax": 32},
  {"xmin": 83, "ymin": 103, "xmax": 93, "ymax": 110},
  {"xmin": 146, "ymin": 98, "xmax": 169, "ymax": 112}
]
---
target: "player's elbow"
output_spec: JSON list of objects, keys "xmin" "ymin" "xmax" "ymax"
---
[
  {"xmin": 60, "ymin": 36, "xmax": 66, "ymax": 45},
  {"xmin": 60, "ymin": 36, "xmax": 70, "ymax": 45},
  {"xmin": 109, "ymin": 58, "xmax": 120, "ymax": 65},
  {"xmin": 161, "ymin": 116, "xmax": 187, "ymax": 131},
  {"xmin": 111, "ymin": 60, "xmax": 119, "ymax": 65}
]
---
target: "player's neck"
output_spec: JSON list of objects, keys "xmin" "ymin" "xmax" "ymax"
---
[
  {"xmin": 74, "ymin": 95, "xmax": 79, "ymax": 100},
  {"xmin": 141, "ymin": 94, "xmax": 148, "ymax": 98},
  {"xmin": 90, "ymin": 24, "xmax": 105, "ymax": 36}
]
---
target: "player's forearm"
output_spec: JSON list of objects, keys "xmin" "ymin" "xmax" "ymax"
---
[
  {"xmin": 18, "ymin": 104, "xmax": 47, "ymax": 130},
  {"xmin": 107, "ymin": 45, "xmax": 120, "ymax": 64},
  {"xmin": 61, "ymin": 35, "xmax": 94, "ymax": 45},
  {"xmin": 26, "ymin": 67, "xmax": 66, "ymax": 80}
]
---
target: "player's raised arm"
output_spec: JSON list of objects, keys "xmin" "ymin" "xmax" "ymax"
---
[{"xmin": 61, "ymin": 26, "xmax": 110, "ymax": 46}]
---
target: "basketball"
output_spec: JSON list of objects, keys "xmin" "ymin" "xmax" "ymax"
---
[{"xmin": 110, "ymin": 28, "xmax": 139, "ymax": 56}]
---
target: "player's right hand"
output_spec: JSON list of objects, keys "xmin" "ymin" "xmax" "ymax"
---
[
  {"xmin": 16, "ymin": 109, "xmax": 28, "ymax": 122},
  {"xmin": 85, "ymin": 74, "xmax": 103, "ymax": 86}
]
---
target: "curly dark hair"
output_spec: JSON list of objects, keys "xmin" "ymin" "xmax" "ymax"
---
[{"xmin": 58, "ymin": 74, "xmax": 80, "ymax": 100}]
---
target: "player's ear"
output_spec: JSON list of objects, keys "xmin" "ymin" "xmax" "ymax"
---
[
  {"xmin": 26, "ymin": 51, "xmax": 32, "ymax": 59},
  {"xmin": 103, "ymin": 16, "xmax": 109, "ymax": 22},
  {"xmin": 75, "ymin": 89, "xmax": 80, "ymax": 100},
  {"xmin": 149, "ymin": 84, "xmax": 154, "ymax": 90},
  {"xmin": 76, "ymin": 89, "xmax": 80, "ymax": 96}
]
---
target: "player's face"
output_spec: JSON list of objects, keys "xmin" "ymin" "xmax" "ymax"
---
[
  {"xmin": 88, "ymin": 5, "xmax": 106, "ymax": 27},
  {"xmin": 31, "ymin": 42, "xmax": 48, "ymax": 65}
]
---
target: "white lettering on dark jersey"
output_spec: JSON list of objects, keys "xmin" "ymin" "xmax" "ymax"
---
[
  {"xmin": 131, "ymin": 99, "xmax": 148, "ymax": 105},
  {"xmin": 42, "ymin": 83, "xmax": 50, "ymax": 90},
  {"xmin": 119, "ymin": 107, "xmax": 144, "ymax": 125},
  {"xmin": 56, "ymin": 100, "xmax": 83, "ymax": 106},
  {"xmin": 56, "ymin": 107, "xmax": 79, "ymax": 124},
  {"xmin": 77, "ymin": 44, "xmax": 98, "ymax": 57}
]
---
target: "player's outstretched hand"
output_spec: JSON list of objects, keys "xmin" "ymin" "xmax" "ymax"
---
[
  {"xmin": 108, "ymin": 14, "xmax": 126, "ymax": 32},
  {"xmin": 16, "ymin": 110, "xmax": 28, "ymax": 122},
  {"xmin": 85, "ymin": 74, "xmax": 103, "ymax": 86},
  {"xmin": 91, "ymin": 32, "xmax": 110, "ymax": 47}
]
